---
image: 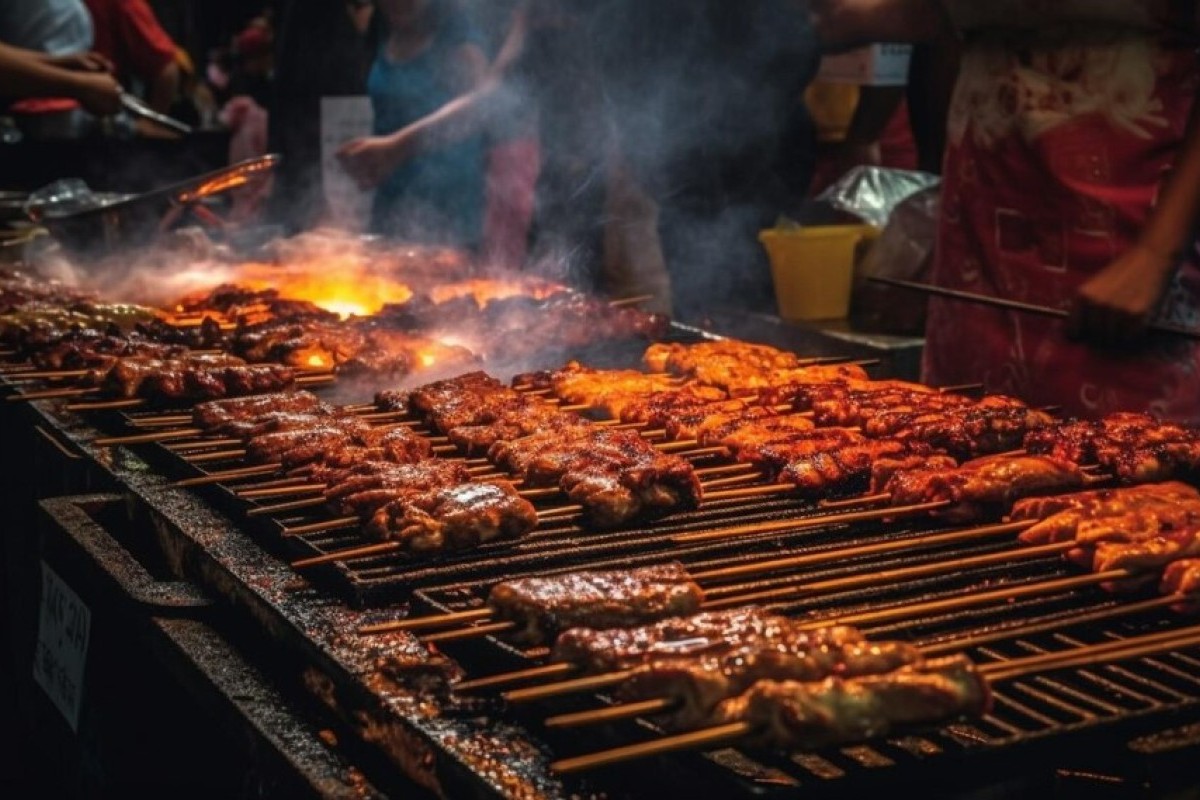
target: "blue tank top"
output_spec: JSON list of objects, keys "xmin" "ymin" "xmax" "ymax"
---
[{"xmin": 366, "ymin": 11, "xmax": 485, "ymax": 245}]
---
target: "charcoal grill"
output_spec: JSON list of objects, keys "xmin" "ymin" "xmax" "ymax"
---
[{"xmin": 5, "ymin": 336, "xmax": 1200, "ymax": 799}]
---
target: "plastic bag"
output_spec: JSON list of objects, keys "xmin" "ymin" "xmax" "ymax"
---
[
  {"xmin": 815, "ymin": 165, "xmax": 939, "ymax": 228},
  {"xmin": 23, "ymin": 179, "xmax": 131, "ymax": 221},
  {"xmin": 849, "ymin": 184, "xmax": 940, "ymax": 335}
]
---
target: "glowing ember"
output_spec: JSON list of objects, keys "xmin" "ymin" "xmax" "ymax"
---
[
  {"xmin": 226, "ymin": 261, "xmax": 415, "ymax": 318},
  {"xmin": 428, "ymin": 278, "xmax": 565, "ymax": 307}
]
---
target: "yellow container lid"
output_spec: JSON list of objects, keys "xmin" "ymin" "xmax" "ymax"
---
[{"xmin": 759, "ymin": 225, "xmax": 878, "ymax": 321}]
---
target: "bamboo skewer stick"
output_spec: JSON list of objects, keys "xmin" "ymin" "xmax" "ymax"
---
[
  {"xmin": 546, "ymin": 622, "xmax": 1200, "ymax": 775},
  {"xmin": 185, "ymin": 449, "xmax": 247, "ymax": 464},
  {"xmin": 128, "ymin": 414, "xmax": 192, "ymax": 427},
  {"xmin": 689, "ymin": 519, "xmax": 1033, "ymax": 582},
  {"xmin": 698, "ymin": 472, "xmax": 763, "ymax": 490},
  {"xmin": 550, "ymin": 722, "xmax": 752, "ymax": 774},
  {"xmin": 918, "ymin": 595, "xmax": 1182, "ymax": 657},
  {"xmin": 283, "ymin": 516, "xmax": 357, "ymax": 536},
  {"xmin": 1, "ymin": 368, "xmax": 89, "ymax": 380},
  {"xmin": 171, "ymin": 463, "xmax": 281, "ymax": 487},
  {"xmin": 453, "ymin": 662, "xmax": 577, "ymax": 693},
  {"xmin": 422, "ymin": 621, "xmax": 517, "ymax": 643},
  {"xmin": 673, "ymin": 500, "xmax": 953, "ymax": 544},
  {"xmin": 816, "ymin": 570, "xmax": 1128, "ymax": 631},
  {"xmin": 698, "ymin": 541, "xmax": 1074, "ymax": 608},
  {"xmin": 362, "ymin": 518, "xmax": 1037, "ymax": 639},
  {"xmin": 291, "ymin": 542, "xmax": 399, "ymax": 568},
  {"xmin": 981, "ymin": 623, "xmax": 1200, "ymax": 681},
  {"xmin": 693, "ymin": 463, "xmax": 757, "ymax": 479},
  {"xmin": 539, "ymin": 600, "xmax": 1200, "ymax": 741},
  {"xmin": 167, "ymin": 437, "xmax": 243, "ymax": 452},
  {"xmin": 248, "ymin": 497, "xmax": 326, "ymax": 516},
  {"xmin": 93, "ymin": 428, "xmax": 204, "ymax": 446},
  {"xmin": 608, "ymin": 294, "xmax": 656, "ymax": 307},
  {"xmin": 65, "ymin": 398, "xmax": 147, "ymax": 411},
  {"xmin": 237, "ymin": 482, "xmax": 324, "ymax": 499},
  {"xmin": 6, "ymin": 386, "xmax": 96, "ymax": 401},
  {"xmin": 361, "ymin": 607, "xmax": 494, "ymax": 634}
]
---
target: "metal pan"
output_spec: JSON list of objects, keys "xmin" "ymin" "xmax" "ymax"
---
[{"xmin": 27, "ymin": 154, "xmax": 280, "ymax": 259}]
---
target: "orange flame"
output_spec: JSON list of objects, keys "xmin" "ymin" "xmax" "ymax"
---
[
  {"xmin": 428, "ymin": 278, "xmax": 564, "ymax": 307},
  {"xmin": 229, "ymin": 260, "xmax": 415, "ymax": 318}
]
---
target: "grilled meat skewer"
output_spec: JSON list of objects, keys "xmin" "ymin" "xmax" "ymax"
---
[{"xmin": 488, "ymin": 563, "xmax": 706, "ymax": 645}]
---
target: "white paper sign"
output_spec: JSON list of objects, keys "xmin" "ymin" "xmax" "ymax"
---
[
  {"xmin": 33, "ymin": 562, "xmax": 92, "ymax": 732},
  {"xmin": 320, "ymin": 95, "xmax": 376, "ymax": 231}
]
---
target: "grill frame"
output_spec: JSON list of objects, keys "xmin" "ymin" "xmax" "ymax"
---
[{"xmin": 6, "ymin": 328, "xmax": 1200, "ymax": 799}]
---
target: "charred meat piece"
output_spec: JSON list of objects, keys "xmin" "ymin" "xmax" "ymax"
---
[
  {"xmin": 882, "ymin": 454, "xmax": 1086, "ymax": 522},
  {"xmin": 716, "ymin": 655, "xmax": 990, "ymax": 750},
  {"xmin": 706, "ymin": 363, "xmax": 869, "ymax": 393},
  {"xmin": 682, "ymin": 404, "xmax": 783, "ymax": 443},
  {"xmin": 550, "ymin": 608, "xmax": 802, "ymax": 674},
  {"xmin": 364, "ymin": 481, "xmax": 536, "ymax": 556},
  {"xmin": 559, "ymin": 450, "xmax": 702, "ymax": 527},
  {"xmin": 488, "ymin": 563, "xmax": 706, "ymax": 645},
  {"xmin": 1025, "ymin": 413, "xmax": 1200, "ymax": 483},
  {"xmin": 599, "ymin": 385, "xmax": 729, "ymax": 424},
  {"xmin": 446, "ymin": 403, "xmax": 590, "ymax": 454},
  {"xmin": 214, "ymin": 410, "xmax": 337, "ymax": 439},
  {"xmin": 321, "ymin": 460, "xmax": 471, "ymax": 516},
  {"xmin": 276, "ymin": 423, "xmax": 431, "ymax": 470},
  {"xmin": 546, "ymin": 363, "xmax": 682, "ymax": 407},
  {"xmin": 870, "ymin": 454, "xmax": 958, "ymax": 494},
  {"xmin": 30, "ymin": 333, "xmax": 188, "ymax": 370},
  {"xmin": 644, "ymin": 341, "xmax": 803, "ymax": 375},
  {"xmin": 193, "ymin": 390, "xmax": 326, "ymax": 431},
  {"xmin": 874, "ymin": 402, "xmax": 1053, "ymax": 459},
  {"xmin": 778, "ymin": 439, "xmax": 915, "ymax": 496},
  {"xmin": 408, "ymin": 371, "xmax": 506, "ymax": 415},
  {"xmin": 1161, "ymin": 559, "xmax": 1200, "ymax": 612},
  {"xmin": 730, "ymin": 427, "xmax": 866, "ymax": 470},
  {"xmin": 1012, "ymin": 482, "xmax": 1200, "ymax": 531},
  {"xmin": 617, "ymin": 631, "xmax": 923, "ymax": 731},
  {"xmin": 246, "ymin": 417, "xmax": 373, "ymax": 463}
]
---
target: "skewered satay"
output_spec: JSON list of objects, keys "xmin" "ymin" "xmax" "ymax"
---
[
  {"xmin": 874, "ymin": 454, "xmax": 1087, "ymax": 523},
  {"xmin": 1026, "ymin": 412, "xmax": 1200, "ymax": 483},
  {"xmin": 708, "ymin": 655, "xmax": 990, "ymax": 750},
  {"xmin": 487, "ymin": 563, "xmax": 705, "ymax": 644},
  {"xmin": 365, "ymin": 481, "xmax": 538, "ymax": 555},
  {"xmin": 612, "ymin": 634, "xmax": 929, "ymax": 733},
  {"xmin": 249, "ymin": 422, "xmax": 433, "ymax": 470},
  {"xmin": 1162, "ymin": 560, "xmax": 1200, "ymax": 612},
  {"xmin": 192, "ymin": 390, "xmax": 329, "ymax": 430}
]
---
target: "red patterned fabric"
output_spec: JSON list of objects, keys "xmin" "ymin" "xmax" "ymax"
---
[{"xmin": 923, "ymin": 2, "xmax": 1200, "ymax": 422}]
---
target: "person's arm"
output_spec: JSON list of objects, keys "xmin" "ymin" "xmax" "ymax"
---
[
  {"xmin": 1068, "ymin": 97, "xmax": 1200, "ymax": 346},
  {"xmin": 338, "ymin": 0, "xmax": 534, "ymax": 189},
  {"xmin": 119, "ymin": 0, "xmax": 183, "ymax": 112},
  {"xmin": 146, "ymin": 59, "xmax": 181, "ymax": 113},
  {"xmin": 0, "ymin": 42, "xmax": 122, "ymax": 115},
  {"xmin": 809, "ymin": 0, "xmax": 950, "ymax": 50}
]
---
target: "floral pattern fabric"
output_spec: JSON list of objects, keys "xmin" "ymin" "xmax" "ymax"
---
[{"xmin": 923, "ymin": 0, "xmax": 1200, "ymax": 422}]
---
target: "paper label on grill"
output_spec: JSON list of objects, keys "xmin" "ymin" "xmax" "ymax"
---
[{"xmin": 33, "ymin": 562, "xmax": 91, "ymax": 732}]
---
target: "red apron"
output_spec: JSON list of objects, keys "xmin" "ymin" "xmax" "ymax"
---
[{"xmin": 922, "ymin": 3, "xmax": 1200, "ymax": 422}]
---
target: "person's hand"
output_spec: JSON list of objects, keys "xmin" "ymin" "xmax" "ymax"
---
[
  {"xmin": 72, "ymin": 71, "xmax": 123, "ymax": 116},
  {"xmin": 336, "ymin": 133, "xmax": 414, "ymax": 190},
  {"xmin": 45, "ymin": 50, "xmax": 114, "ymax": 74},
  {"xmin": 1066, "ymin": 244, "xmax": 1177, "ymax": 348}
]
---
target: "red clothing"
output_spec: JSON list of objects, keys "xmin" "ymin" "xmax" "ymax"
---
[
  {"xmin": 923, "ymin": 2, "xmax": 1200, "ymax": 422},
  {"xmin": 83, "ymin": 0, "xmax": 177, "ymax": 85}
]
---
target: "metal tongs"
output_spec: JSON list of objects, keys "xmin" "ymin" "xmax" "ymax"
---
[
  {"xmin": 870, "ymin": 276, "xmax": 1200, "ymax": 341},
  {"xmin": 119, "ymin": 90, "xmax": 193, "ymax": 135}
]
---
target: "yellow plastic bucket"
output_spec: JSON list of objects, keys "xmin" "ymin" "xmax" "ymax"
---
[{"xmin": 759, "ymin": 224, "xmax": 878, "ymax": 321}]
